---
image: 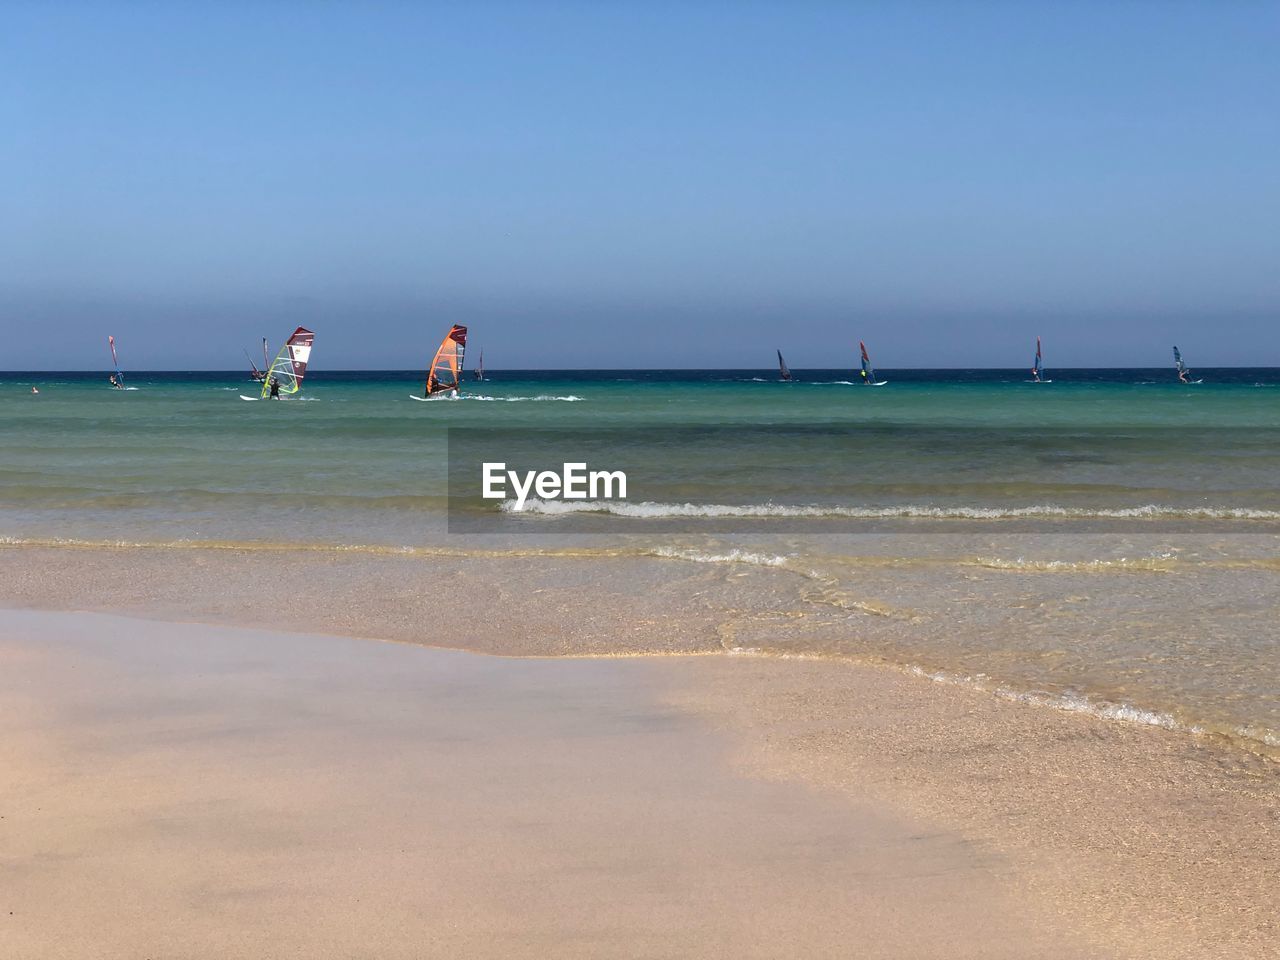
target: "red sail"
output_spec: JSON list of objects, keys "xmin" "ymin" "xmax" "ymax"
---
[
  {"xmin": 425, "ymin": 325, "xmax": 468, "ymax": 396},
  {"xmin": 285, "ymin": 327, "xmax": 315, "ymax": 381},
  {"xmin": 260, "ymin": 326, "xmax": 315, "ymax": 397}
]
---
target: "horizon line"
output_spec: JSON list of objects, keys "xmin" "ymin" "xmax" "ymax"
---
[{"xmin": 4, "ymin": 366, "xmax": 1276, "ymax": 374}]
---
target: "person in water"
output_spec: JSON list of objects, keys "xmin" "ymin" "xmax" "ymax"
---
[
  {"xmin": 31, "ymin": 385, "xmax": 39, "ymax": 395},
  {"xmin": 108, "ymin": 374, "xmax": 122, "ymax": 389},
  {"xmin": 268, "ymin": 376, "xmax": 281, "ymax": 399},
  {"xmin": 1178, "ymin": 368, "xmax": 1190, "ymax": 384}
]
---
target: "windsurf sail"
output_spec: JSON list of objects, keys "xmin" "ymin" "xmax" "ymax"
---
[
  {"xmin": 1032, "ymin": 336, "xmax": 1044, "ymax": 381},
  {"xmin": 259, "ymin": 327, "xmax": 315, "ymax": 398},
  {"xmin": 472, "ymin": 348, "xmax": 485, "ymax": 381},
  {"xmin": 859, "ymin": 341, "xmax": 875, "ymax": 384},
  {"xmin": 1173, "ymin": 345, "xmax": 1191, "ymax": 381},
  {"xmin": 777, "ymin": 349, "xmax": 792, "ymax": 381},
  {"xmin": 108, "ymin": 335, "xmax": 124, "ymax": 386},
  {"xmin": 425, "ymin": 325, "xmax": 467, "ymax": 396}
]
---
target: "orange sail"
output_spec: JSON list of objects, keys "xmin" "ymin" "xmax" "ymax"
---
[{"xmin": 425, "ymin": 325, "xmax": 468, "ymax": 396}]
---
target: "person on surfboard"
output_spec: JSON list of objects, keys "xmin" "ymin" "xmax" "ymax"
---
[
  {"xmin": 108, "ymin": 374, "xmax": 122, "ymax": 389},
  {"xmin": 268, "ymin": 376, "xmax": 281, "ymax": 399}
]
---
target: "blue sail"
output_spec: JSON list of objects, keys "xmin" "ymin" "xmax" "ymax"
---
[{"xmin": 859, "ymin": 341, "xmax": 873, "ymax": 382}]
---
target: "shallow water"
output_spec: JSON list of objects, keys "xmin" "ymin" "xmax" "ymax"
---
[{"xmin": 3, "ymin": 368, "xmax": 1277, "ymax": 756}]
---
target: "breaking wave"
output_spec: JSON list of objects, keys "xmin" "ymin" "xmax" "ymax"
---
[
  {"xmin": 500, "ymin": 500, "xmax": 1280, "ymax": 521},
  {"xmin": 902, "ymin": 665, "xmax": 1194, "ymax": 731},
  {"xmin": 967, "ymin": 553, "xmax": 1180, "ymax": 573},
  {"xmin": 646, "ymin": 546, "xmax": 791, "ymax": 567}
]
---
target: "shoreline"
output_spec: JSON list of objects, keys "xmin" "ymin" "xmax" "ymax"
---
[
  {"xmin": 1, "ymin": 540, "xmax": 1275, "ymax": 761},
  {"xmin": 1, "ymin": 545, "xmax": 1276, "ymax": 956},
  {"xmin": 2, "ymin": 609, "xmax": 1094, "ymax": 959}
]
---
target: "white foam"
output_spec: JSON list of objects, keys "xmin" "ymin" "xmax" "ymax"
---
[
  {"xmin": 970, "ymin": 552, "xmax": 1178, "ymax": 572},
  {"xmin": 905, "ymin": 665, "xmax": 1195, "ymax": 733},
  {"xmin": 499, "ymin": 500, "xmax": 1280, "ymax": 521},
  {"xmin": 646, "ymin": 547, "xmax": 791, "ymax": 567},
  {"xmin": 462, "ymin": 394, "xmax": 584, "ymax": 402}
]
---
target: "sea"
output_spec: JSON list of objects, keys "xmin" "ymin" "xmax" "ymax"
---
[{"xmin": 2, "ymin": 368, "xmax": 1278, "ymax": 758}]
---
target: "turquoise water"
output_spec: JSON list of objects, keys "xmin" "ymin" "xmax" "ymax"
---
[
  {"xmin": 4, "ymin": 369, "xmax": 1280, "ymax": 541},
  {"xmin": 3, "ymin": 369, "xmax": 1278, "ymax": 757}
]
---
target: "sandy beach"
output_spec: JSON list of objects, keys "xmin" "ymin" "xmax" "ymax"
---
[
  {"xmin": 2, "ymin": 608, "xmax": 1093, "ymax": 960},
  {"xmin": 1, "ymin": 544, "xmax": 1276, "ymax": 958}
]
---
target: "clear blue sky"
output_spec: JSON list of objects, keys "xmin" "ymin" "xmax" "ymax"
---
[{"xmin": 3, "ymin": 1, "xmax": 1277, "ymax": 369}]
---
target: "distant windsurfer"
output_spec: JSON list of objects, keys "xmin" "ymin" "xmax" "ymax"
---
[
  {"xmin": 108, "ymin": 374, "xmax": 122, "ymax": 390},
  {"xmin": 1173, "ymin": 346, "xmax": 1193, "ymax": 384},
  {"xmin": 422, "ymin": 324, "xmax": 468, "ymax": 399},
  {"xmin": 268, "ymin": 376, "xmax": 281, "ymax": 399}
]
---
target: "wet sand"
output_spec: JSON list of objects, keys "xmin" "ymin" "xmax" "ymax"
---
[
  {"xmin": 664, "ymin": 657, "xmax": 1278, "ymax": 960},
  {"xmin": 1, "ymin": 544, "xmax": 1276, "ymax": 958},
  {"xmin": 1, "ymin": 609, "xmax": 1082, "ymax": 959}
]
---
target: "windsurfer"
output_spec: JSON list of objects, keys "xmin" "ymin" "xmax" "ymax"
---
[
  {"xmin": 269, "ymin": 376, "xmax": 281, "ymax": 399},
  {"xmin": 1178, "ymin": 368, "xmax": 1190, "ymax": 384},
  {"xmin": 108, "ymin": 374, "xmax": 122, "ymax": 389}
]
